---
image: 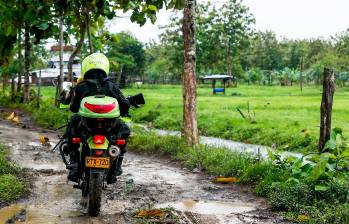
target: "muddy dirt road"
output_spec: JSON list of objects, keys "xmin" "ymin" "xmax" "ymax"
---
[{"xmin": 0, "ymin": 115, "xmax": 289, "ymax": 224}]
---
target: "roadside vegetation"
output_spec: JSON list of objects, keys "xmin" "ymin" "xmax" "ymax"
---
[
  {"xmin": 0, "ymin": 0, "xmax": 348, "ymax": 221},
  {"xmin": 0, "ymin": 144, "xmax": 26, "ymax": 204},
  {"xmin": 129, "ymin": 127, "xmax": 349, "ymax": 224},
  {"xmin": 0, "ymin": 90, "xmax": 348, "ymax": 223}
]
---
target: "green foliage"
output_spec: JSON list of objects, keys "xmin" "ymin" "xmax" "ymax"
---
[
  {"xmin": 128, "ymin": 127, "xmax": 256, "ymax": 177},
  {"xmin": 0, "ymin": 174, "xmax": 25, "ymax": 202},
  {"xmin": 154, "ymin": 1, "xmax": 254, "ymax": 81},
  {"xmin": 129, "ymin": 128, "xmax": 348, "ymax": 223},
  {"xmin": 106, "ymin": 31, "xmax": 146, "ymax": 84},
  {"xmin": 0, "ymin": 145, "xmax": 20, "ymax": 175},
  {"xmin": 268, "ymin": 181, "xmax": 314, "ymax": 211},
  {"xmin": 0, "ymin": 89, "xmax": 70, "ymax": 128},
  {"xmin": 31, "ymin": 102, "xmax": 70, "ymax": 128},
  {"xmin": 261, "ymin": 131, "xmax": 349, "ymax": 222},
  {"xmin": 0, "ymin": 145, "xmax": 25, "ymax": 202}
]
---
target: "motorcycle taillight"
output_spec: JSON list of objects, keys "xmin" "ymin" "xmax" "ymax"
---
[
  {"xmin": 84, "ymin": 102, "xmax": 116, "ymax": 113},
  {"xmin": 93, "ymin": 135, "xmax": 105, "ymax": 144}
]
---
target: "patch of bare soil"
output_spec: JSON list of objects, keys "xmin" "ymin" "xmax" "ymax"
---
[{"xmin": 0, "ymin": 114, "xmax": 290, "ymax": 224}]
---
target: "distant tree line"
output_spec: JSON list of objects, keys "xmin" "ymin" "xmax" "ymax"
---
[
  {"xmin": 0, "ymin": 0, "xmax": 182, "ymax": 102},
  {"xmin": 2, "ymin": 0, "xmax": 349, "ymax": 92},
  {"xmin": 144, "ymin": 1, "xmax": 349, "ymax": 87}
]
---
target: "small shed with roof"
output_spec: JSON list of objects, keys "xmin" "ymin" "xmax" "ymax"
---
[{"xmin": 200, "ymin": 74, "xmax": 232, "ymax": 94}]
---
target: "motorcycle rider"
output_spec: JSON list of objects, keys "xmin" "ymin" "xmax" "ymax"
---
[{"xmin": 64, "ymin": 53, "xmax": 130, "ymax": 184}]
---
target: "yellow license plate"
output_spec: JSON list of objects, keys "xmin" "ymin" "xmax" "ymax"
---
[{"xmin": 85, "ymin": 157, "xmax": 110, "ymax": 169}]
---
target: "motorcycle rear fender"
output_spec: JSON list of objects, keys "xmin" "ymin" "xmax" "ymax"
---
[{"xmin": 87, "ymin": 136, "xmax": 109, "ymax": 150}]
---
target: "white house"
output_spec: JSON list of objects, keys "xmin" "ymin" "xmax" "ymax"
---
[{"xmin": 16, "ymin": 53, "xmax": 81, "ymax": 86}]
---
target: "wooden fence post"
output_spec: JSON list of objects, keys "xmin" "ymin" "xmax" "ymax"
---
[{"xmin": 318, "ymin": 68, "xmax": 335, "ymax": 151}]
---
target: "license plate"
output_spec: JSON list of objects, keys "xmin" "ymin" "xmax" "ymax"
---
[{"xmin": 85, "ymin": 157, "xmax": 110, "ymax": 169}]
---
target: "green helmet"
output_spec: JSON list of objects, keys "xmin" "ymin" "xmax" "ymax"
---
[{"xmin": 81, "ymin": 53, "xmax": 110, "ymax": 79}]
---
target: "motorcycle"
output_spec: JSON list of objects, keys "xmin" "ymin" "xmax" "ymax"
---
[{"xmin": 53, "ymin": 93, "xmax": 145, "ymax": 216}]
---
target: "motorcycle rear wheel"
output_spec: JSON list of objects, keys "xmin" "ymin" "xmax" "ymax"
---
[{"xmin": 88, "ymin": 172, "xmax": 103, "ymax": 216}]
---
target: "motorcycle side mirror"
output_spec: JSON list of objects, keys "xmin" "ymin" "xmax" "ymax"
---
[{"xmin": 128, "ymin": 93, "xmax": 145, "ymax": 108}]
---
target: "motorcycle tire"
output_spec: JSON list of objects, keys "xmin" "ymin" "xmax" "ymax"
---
[{"xmin": 88, "ymin": 172, "xmax": 103, "ymax": 216}]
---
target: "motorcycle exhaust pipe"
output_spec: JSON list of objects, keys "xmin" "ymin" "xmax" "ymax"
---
[{"xmin": 108, "ymin": 145, "xmax": 121, "ymax": 157}]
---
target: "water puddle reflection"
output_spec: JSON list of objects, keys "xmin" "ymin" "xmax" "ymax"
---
[{"xmin": 157, "ymin": 199, "xmax": 256, "ymax": 215}]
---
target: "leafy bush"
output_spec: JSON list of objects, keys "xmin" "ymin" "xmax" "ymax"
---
[
  {"xmin": 0, "ymin": 145, "xmax": 20, "ymax": 175},
  {"xmin": 129, "ymin": 128, "xmax": 349, "ymax": 223},
  {"xmin": 0, "ymin": 174, "xmax": 25, "ymax": 202},
  {"xmin": 267, "ymin": 181, "xmax": 314, "ymax": 211},
  {"xmin": 0, "ymin": 145, "xmax": 26, "ymax": 202},
  {"xmin": 240, "ymin": 162, "xmax": 280, "ymax": 184},
  {"xmin": 30, "ymin": 102, "xmax": 70, "ymax": 128}
]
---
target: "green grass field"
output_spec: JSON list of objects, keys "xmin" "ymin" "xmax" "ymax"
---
[
  {"xmin": 125, "ymin": 85, "xmax": 349, "ymax": 153},
  {"xmin": 38, "ymin": 84, "xmax": 349, "ymax": 152}
]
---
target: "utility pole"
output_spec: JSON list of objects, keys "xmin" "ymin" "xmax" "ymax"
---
[
  {"xmin": 300, "ymin": 55, "xmax": 304, "ymax": 93},
  {"xmin": 318, "ymin": 68, "xmax": 335, "ymax": 151}
]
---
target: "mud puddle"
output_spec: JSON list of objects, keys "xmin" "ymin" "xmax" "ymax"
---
[
  {"xmin": 156, "ymin": 200, "xmax": 255, "ymax": 215},
  {"xmin": 0, "ymin": 118, "xmax": 289, "ymax": 224}
]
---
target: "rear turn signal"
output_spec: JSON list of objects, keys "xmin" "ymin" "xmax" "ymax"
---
[
  {"xmin": 116, "ymin": 139, "xmax": 126, "ymax": 145},
  {"xmin": 72, "ymin": 138, "xmax": 81, "ymax": 144}
]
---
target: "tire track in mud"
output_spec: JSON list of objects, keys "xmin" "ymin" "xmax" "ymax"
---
[{"xmin": 0, "ymin": 118, "xmax": 289, "ymax": 224}]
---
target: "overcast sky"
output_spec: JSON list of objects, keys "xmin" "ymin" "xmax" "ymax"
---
[{"xmin": 107, "ymin": 0, "xmax": 349, "ymax": 43}]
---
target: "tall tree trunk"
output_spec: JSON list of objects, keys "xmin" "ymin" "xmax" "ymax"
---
[
  {"xmin": 116, "ymin": 65, "xmax": 123, "ymax": 86},
  {"xmin": 86, "ymin": 11, "xmax": 93, "ymax": 54},
  {"xmin": 318, "ymin": 68, "xmax": 335, "ymax": 151},
  {"xmin": 2, "ymin": 75, "xmax": 8, "ymax": 92},
  {"xmin": 58, "ymin": 15, "xmax": 64, "ymax": 93},
  {"xmin": 36, "ymin": 70, "xmax": 41, "ymax": 108},
  {"xmin": 11, "ymin": 74, "xmax": 15, "ymax": 101},
  {"xmin": 23, "ymin": 22, "xmax": 30, "ymax": 103},
  {"xmin": 68, "ymin": 18, "xmax": 86, "ymax": 84},
  {"xmin": 55, "ymin": 15, "xmax": 64, "ymax": 107},
  {"xmin": 182, "ymin": 0, "xmax": 199, "ymax": 147},
  {"xmin": 17, "ymin": 27, "xmax": 22, "ymax": 93}
]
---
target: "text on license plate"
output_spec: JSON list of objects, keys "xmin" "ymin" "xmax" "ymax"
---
[{"xmin": 85, "ymin": 157, "xmax": 110, "ymax": 169}]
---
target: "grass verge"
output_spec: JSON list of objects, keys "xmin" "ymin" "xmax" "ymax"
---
[
  {"xmin": 128, "ymin": 127, "xmax": 349, "ymax": 224},
  {"xmin": 0, "ymin": 144, "xmax": 26, "ymax": 204}
]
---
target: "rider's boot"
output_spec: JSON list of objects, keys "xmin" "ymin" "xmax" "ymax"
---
[
  {"xmin": 66, "ymin": 151, "xmax": 79, "ymax": 182},
  {"xmin": 115, "ymin": 154, "xmax": 124, "ymax": 176},
  {"xmin": 107, "ymin": 154, "xmax": 124, "ymax": 184}
]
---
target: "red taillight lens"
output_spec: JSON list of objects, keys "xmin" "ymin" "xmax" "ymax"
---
[
  {"xmin": 72, "ymin": 137, "xmax": 81, "ymax": 144},
  {"xmin": 95, "ymin": 150, "xmax": 104, "ymax": 156},
  {"xmin": 116, "ymin": 139, "xmax": 126, "ymax": 145},
  {"xmin": 93, "ymin": 135, "xmax": 105, "ymax": 144},
  {"xmin": 84, "ymin": 102, "xmax": 116, "ymax": 114}
]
